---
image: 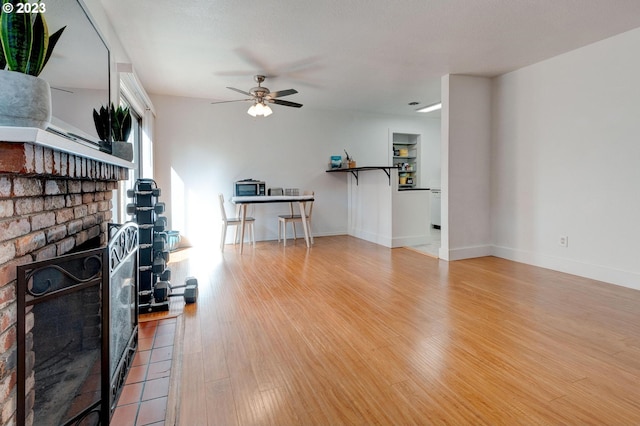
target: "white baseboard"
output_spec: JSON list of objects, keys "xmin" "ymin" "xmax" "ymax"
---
[
  {"xmin": 310, "ymin": 231, "xmax": 347, "ymax": 238},
  {"xmin": 445, "ymin": 245, "xmax": 493, "ymax": 261},
  {"xmin": 390, "ymin": 235, "xmax": 430, "ymax": 248},
  {"xmin": 492, "ymin": 245, "xmax": 640, "ymax": 291},
  {"xmin": 349, "ymin": 228, "xmax": 392, "ymax": 248}
]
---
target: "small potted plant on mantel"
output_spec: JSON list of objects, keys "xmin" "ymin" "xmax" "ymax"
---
[
  {"xmin": 93, "ymin": 103, "xmax": 133, "ymax": 161},
  {"xmin": 0, "ymin": 0, "xmax": 65, "ymax": 128}
]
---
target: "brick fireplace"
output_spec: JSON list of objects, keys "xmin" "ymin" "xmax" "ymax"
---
[{"xmin": 0, "ymin": 130, "xmax": 131, "ymax": 425}]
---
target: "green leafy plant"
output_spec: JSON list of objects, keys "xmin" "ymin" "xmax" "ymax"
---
[
  {"xmin": 93, "ymin": 103, "xmax": 132, "ymax": 142},
  {"xmin": 0, "ymin": 0, "xmax": 66, "ymax": 76}
]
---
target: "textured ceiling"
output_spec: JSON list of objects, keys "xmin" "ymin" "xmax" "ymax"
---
[{"xmin": 100, "ymin": 0, "xmax": 640, "ymax": 116}]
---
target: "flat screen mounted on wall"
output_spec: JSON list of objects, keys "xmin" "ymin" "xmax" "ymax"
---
[{"xmin": 39, "ymin": 0, "xmax": 111, "ymax": 147}]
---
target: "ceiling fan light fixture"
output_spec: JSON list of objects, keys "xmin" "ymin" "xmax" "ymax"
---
[
  {"xmin": 247, "ymin": 101, "xmax": 273, "ymax": 117},
  {"xmin": 216, "ymin": 75, "xmax": 300, "ymax": 117}
]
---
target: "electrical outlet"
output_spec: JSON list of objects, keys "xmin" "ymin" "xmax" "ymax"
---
[{"xmin": 559, "ymin": 235, "xmax": 568, "ymax": 247}]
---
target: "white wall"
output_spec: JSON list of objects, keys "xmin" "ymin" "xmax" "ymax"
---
[
  {"xmin": 419, "ymin": 121, "xmax": 441, "ymax": 187},
  {"xmin": 491, "ymin": 27, "xmax": 640, "ymax": 289},
  {"xmin": 151, "ymin": 94, "xmax": 440, "ymax": 248},
  {"xmin": 84, "ymin": 0, "xmax": 132, "ymax": 77},
  {"xmin": 441, "ymin": 75, "xmax": 493, "ymax": 260}
]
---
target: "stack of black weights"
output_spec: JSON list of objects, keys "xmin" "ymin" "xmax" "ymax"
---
[
  {"xmin": 126, "ymin": 179, "xmax": 171, "ymax": 312},
  {"xmin": 127, "ymin": 179, "xmax": 198, "ymax": 313}
]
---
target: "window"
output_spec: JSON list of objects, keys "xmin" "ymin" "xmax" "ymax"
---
[
  {"xmin": 114, "ymin": 64, "xmax": 156, "ymax": 224},
  {"xmin": 115, "ymin": 95, "xmax": 141, "ymax": 224}
]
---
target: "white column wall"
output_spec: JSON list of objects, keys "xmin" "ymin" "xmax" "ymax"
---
[
  {"xmin": 440, "ymin": 75, "xmax": 493, "ymax": 260},
  {"xmin": 491, "ymin": 27, "xmax": 640, "ymax": 289}
]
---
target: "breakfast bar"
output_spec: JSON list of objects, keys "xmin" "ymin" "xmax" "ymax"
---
[{"xmin": 231, "ymin": 194, "xmax": 315, "ymax": 253}]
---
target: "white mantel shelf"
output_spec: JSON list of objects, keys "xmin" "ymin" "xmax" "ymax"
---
[{"xmin": 0, "ymin": 126, "xmax": 134, "ymax": 169}]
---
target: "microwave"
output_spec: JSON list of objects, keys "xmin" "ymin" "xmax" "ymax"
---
[{"xmin": 234, "ymin": 180, "xmax": 266, "ymax": 196}]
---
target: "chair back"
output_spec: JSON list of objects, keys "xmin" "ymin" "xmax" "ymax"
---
[
  {"xmin": 218, "ymin": 194, "xmax": 228, "ymax": 222},
  {"xmin": 305, "ymin": 190, "xmax": 314, "ymax": 219},
  {"xmin": 294, "ymin": 190, "xmax": 314, "ymax": 218},
  {"xmin": 288, "ymin": 190, "xmax": 315, "ymax": 216}
]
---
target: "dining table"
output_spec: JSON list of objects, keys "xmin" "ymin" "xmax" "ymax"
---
[{"xmin": 231, "ymin": 194, "xmax": 315, "ymax": 253}]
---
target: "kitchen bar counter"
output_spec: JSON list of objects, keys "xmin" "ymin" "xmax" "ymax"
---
[{"xmin": 339, "ymin": 167, "xmax": 431, "ymax": 248}]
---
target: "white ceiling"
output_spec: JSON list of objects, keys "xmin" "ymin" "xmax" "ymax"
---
[{"xmin": 100, "ymin": 0, "xmax": 640, "ymax": 116}]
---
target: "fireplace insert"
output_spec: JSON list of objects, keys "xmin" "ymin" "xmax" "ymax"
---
[{"xmin": 17, "ymin": 222, "xmax": 138, "ymax": 425}]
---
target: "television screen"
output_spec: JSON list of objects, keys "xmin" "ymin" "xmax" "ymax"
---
[{"xmin": 39, "ymin": 0, "xmax": 110, "ymax": 146}]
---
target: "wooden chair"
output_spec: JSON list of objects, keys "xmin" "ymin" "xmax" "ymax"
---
[
  {"xmin": 219, "ymin": 193, "xmax": 255, "ymax": 251},
  {"xmin": 278, "ymin": 191, "xmax": 314, "ymax": 246}
]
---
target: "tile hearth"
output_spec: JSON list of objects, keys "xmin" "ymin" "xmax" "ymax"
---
[{"xmin": 111, "ymin": 317, "xmax": 178, "ymax": 425}]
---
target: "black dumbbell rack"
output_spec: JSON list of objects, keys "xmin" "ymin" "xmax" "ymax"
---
[
  {"xmin": 127, "ymin": 179, "xmax": 198, "ymax": 313},
  {"xmin": 127, "ymin": 179, "xmax": 171, "ymax": 313}
]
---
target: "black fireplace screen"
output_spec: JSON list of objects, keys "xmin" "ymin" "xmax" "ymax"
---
[
  {"xmin": 17, "ymin": 222, "xmax": 138, "ymax": 425},
  {"xmin": 107, "ymin": 223, "xmax": 139, "ymax": 410}
]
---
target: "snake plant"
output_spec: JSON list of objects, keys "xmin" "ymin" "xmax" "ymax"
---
[
  {"xmin": 0, "ymin": 0, "xmax": 66, "ymax": 76},
  {"xmin": 93, "ymin": 104, "xmax": 132, "ymax": 142}
]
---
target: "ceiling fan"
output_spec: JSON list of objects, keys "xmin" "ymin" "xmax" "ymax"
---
[{"xmin": 211, "ymin": 75, "xmax": 303, "ymax": 117}]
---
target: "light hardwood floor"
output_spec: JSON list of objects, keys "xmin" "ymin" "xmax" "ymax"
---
[{"xmin": 168, "ymin": 236, "xmax": 640, "ymax": 425}]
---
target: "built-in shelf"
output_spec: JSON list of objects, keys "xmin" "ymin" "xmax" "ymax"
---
[
  {"xmin": 326, "ymin": 166, "xmax": 399, "ymax": 185},
  {"xmin": 392, "ymin": 132, "xmax": 420, "ymax": 188}
]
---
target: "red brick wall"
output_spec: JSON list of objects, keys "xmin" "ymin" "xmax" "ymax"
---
[{"xmin": 0, "ymin": 141, "xmax": 129, "ymax": 425}]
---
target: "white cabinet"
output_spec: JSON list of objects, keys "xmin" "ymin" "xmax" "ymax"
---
[{"xmin": 391, "ymin": 132, "xmax": 420, "ymax": 189}]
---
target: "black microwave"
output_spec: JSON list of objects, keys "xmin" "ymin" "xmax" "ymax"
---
[{"xmin": 234, "ymin": 180, "xmax": 266, "ymax": 196}]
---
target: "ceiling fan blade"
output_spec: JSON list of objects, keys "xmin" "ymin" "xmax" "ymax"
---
[
  {"xmin": 271, "ymin": 99, "xmax": 303, "ymax": 108},
  {"xmin": 211, "ymin": 98, "xmax": 251, "ymax": 104},
  {"xmin": 227, "ymin": 87, "xmax": 251, "ymax": 96},
  {"xmin": 268, "ymin": 89, "xmax": 298, "ymax": 98},
  {"xmin": 215, "ymin": 70, "xmax": 255, "ymax": 77},
  {"xmin": 234, "ymin": 47, "xmax": 278, "ymax": 77}
]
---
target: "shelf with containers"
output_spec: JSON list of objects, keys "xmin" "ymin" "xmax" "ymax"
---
[{"xmin": 391, "ymin": 132, "xmax": 420, "ymax": 189}]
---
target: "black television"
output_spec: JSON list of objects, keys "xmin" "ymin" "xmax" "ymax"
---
[{"xmin": 39, "ymin": 0, "xmax": 111, "ymax": 147}]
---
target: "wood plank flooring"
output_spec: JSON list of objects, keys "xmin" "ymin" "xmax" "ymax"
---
[{"xmin": 169, "ymin": 236, "xmax": 640, "ymax": 425}]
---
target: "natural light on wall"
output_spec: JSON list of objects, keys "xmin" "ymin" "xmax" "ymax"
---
[
  {"xmin": 170, "ymin": 169, "xmax": 224, "ymax": 278},
  {"xmin": 170, "ymin": 168, "xmax": 185, "ymax": 236},
  {"xmin": 170, "ymin": 167, "xmax": 221, "ymax": 251},
  {"xmin": 141, "ymin": 127, "xmax": 153, "ymax": 179}
]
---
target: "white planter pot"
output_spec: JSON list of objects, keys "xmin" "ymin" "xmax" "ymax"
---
[{"xmin": 0, "ymin": 70, "xmax": 52, "ymax": 129}]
